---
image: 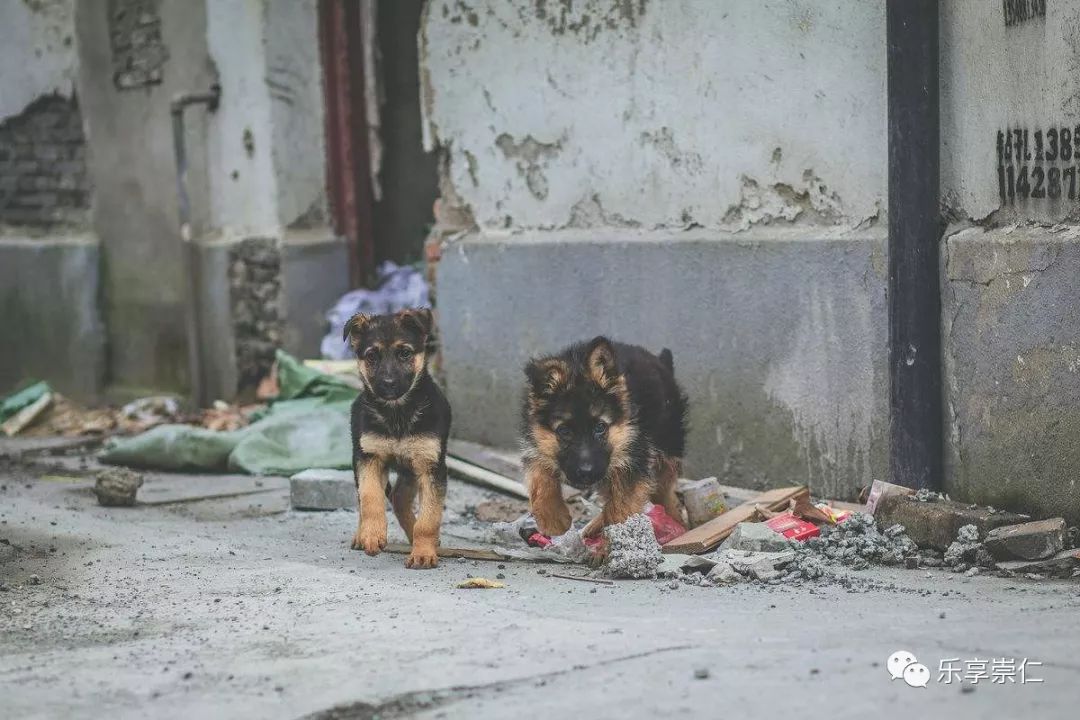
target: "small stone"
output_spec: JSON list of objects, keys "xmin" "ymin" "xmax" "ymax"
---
[
  {"xmin": 694, "ymin": 667, "xmax": 710, "ymax": 679},
  {"xmin": 29, "ymin": 574, "xmax": 40, "ymax": 585},
  {"xmin": 964, "ymin": 567, "xmax": 980, "ymax": 577},
  {"xmin": 289, "ymin": 469, "xmax": 354, "ymax": 511},
  {"xmin": 984, "ymin": 518, "xmax": 1067, "ymax": 562},
  {"xmin": 939, "ymin": 611, "xmax": 946, "ymax": 619},
  {"xmin": 904, "ymin": 556, "xmax": 919, "ymax": 569},
  {"xmin": 94, "ymin": 468, "xmax": 144, "ymax": 507},
  {"xmin": 668, "ymin": 580, "xmax": 679, "ymax": 590}
]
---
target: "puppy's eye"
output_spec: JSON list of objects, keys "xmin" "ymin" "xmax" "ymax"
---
[
  {"xmin": 593, "ymin": 421, "xmax": 608, "ymax": 436},
  {"xmin": 363, "ymin": 349, "xmax": 379, "ymax": 363},
  {"xmin": 396, "ymin": 347, "xmax": 414, "ymax": 361},
  {"xmin": 555, "ymin": 425, "xmax": 573, "ymax": 441}
]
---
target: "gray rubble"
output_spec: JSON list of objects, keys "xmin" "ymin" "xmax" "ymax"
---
[
  {"xmin": 602, "ymin": 514, "xmax": 663, "ymax": 579},
  {"xmin": 93, "ymin": 467, "xmax": 143, "ymax": 507}
]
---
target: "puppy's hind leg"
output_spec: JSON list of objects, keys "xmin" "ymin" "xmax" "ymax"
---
[
  {"xmin": 651, "ymin": 454, "xmax": 685, "ymax": 526},
  {"xmin": 391, "ymin": 470, "xmax": 418, "ymax": 543}
]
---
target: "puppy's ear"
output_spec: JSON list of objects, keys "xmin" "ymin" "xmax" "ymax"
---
[
  {"xmin": 343, "ymin": 313, "xmax": 371, "ymax": 349},
  {"xmin": 585, "ymin": 336, "xmax": 618, "ymax": 387},
  {"xmin": 525, "ymin": 357, "xmax": 570, "ymax": 396},
  {"xmin": 399, "ymin": 307, "xmax": 434, "ymax": 337}
]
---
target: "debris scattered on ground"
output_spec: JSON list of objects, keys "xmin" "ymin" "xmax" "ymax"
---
[
  {"xmin": 984, "ymin": 518, "xmax": 1067, "ymax": 561},
  {"xmin": 456, "ymin": 577, "xmax": 505, "ymax": 589},
  {"xmin": 663, "ymin": 485, "xmax": 808, "ymax": 553},
  {"xmin": 996, "ymin": 549, "xmax": 1080, "ymax": 577},
  {"xmin": 721, "ymin": 521, "xmax": 794, "ymax": 552},
  {"xmin": 1, "ymin": 389, "xmax": 52, "ymax": 436},
  {"xmin": 864, "ymin": 479, "xmax": 915, "ymax": 514},
  {"xmin": 943, "ymin": 524, "xmax": 985, "ymax": 570},
  {"xmin": 873, "ymin": 493, "xmax": 1029, "ymax": 551},
  {"xmin": 603, "ymin": 514, "xmax": 663, "ymax": 579},
  {"xmin": 913, "ymin": 488, "xmax": 941, "ymax": 502},
  {"xmin": 383, "ymin": 544, "xmax": 511, "ymax": 562},
  {"xmin": 548, "ymin": 572, "xmax": 614, "ymax": 585},
  {"xmin": 799, "ymin": 513, "xmax": 917, "ymax": 570},
  {"xmin": 290, "ymin": 468, "xmax": 356, "ymax": 511},
  {"xmin": 678, "ymin": 476, "xmax": 726, "ymax": 528},
  {"xmin": 764, "ymin": 513, "xmax": 821, "ymax": 541},
  {"xmin": 472, "ymin": 498, "xmax": 530, "ymax": 523},
  {"xmin": 93, "ymin": 467, "xmax": 144, "ymax": 507},
  {"xmin": 694, "ymin": 667, "xmax": 710, "ymax": 680},
  {"xmin": 716, "ymin": 548, "xmax": 796, "ymax": 581}
]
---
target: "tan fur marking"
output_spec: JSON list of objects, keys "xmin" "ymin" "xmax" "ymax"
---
[
  {"xmin": 582, "ymin": 470, "xmax": 652, "ymax": 539},
  {"xmin": 406, "ymin": 471, "xmax": 443, "ymax": 569},
  {"xmin": 525, "ymin": 459, "xmax": 572, "ymax": 535},
  {"xmin": 391, "ymin": 475, "xmax": 418, "ymax": 543},
  {"xmin": 605, "ymin": 419, "xmax": 637, "ymax": 471},
  {"xmin": 359, "ymin": 433, "xmax": 441, "ymax": 472},
  {"xmin": 352, "ymin": 457, "xmax": 388, "ymax": 555},
  {"xmin": 531, "ymin": 424, "xmax": 561, "ymax": 459}
]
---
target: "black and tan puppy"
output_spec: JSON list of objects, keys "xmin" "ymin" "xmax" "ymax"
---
[
  {"xmin": 521, "ymin": 336, "xmax": 688, "ymax": 542},
  {"xmin": 344, "ymin": 308, "xmax": 450, "ymax": 569}
]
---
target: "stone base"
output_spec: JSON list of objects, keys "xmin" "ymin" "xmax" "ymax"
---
[{"xmin": 943, "ymin": 226, "xmax": 1080, "ymax": 524}]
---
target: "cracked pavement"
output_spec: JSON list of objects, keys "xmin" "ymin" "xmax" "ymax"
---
[{"xmin": 1, "ymin": 442, "xmax": 1078, "ymax": 719}]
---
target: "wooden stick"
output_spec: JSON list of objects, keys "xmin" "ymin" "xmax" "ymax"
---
[
  {"xmin": 548, "ymin": 572, "xmax": 614, "ymax": 585},
  {"xmin": 445, "ymin": 456, "xmax": 529, "ymax": 499},
  {"xmin": 1, "ymin": 392, "xmax": 52, "ymax": 436},
  {"xmin": 383, "ymin": 542, "xmax": 509, "ymax": 561}
]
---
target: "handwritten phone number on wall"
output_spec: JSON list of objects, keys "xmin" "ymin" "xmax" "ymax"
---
[{"xmin": 997, "ymin": 126, "xmax": 1080, "ymax": 202}]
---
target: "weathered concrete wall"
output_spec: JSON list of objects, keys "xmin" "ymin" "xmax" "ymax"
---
[
  {"xmin": 76, "ymin": 0, "xmax": 214, "ymax": 395},
  {"xmin": 425, "ymin": 0, "xmax": 888, "ymax": 497},
  {"xmin": 421, "ymin": 0, "xmax": 885, "ymax": 233},
  {"xmin": 941, "ymin": 0, "xmax": 1080, "ymax": 521},
  {"xmin": 0, "ymin": 235, "xmax": 104, "ymax": 401}
]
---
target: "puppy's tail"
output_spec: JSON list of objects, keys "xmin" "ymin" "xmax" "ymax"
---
[{"xmin": 659, "ymin": 348, "xmax": 674, "ymax": 373}]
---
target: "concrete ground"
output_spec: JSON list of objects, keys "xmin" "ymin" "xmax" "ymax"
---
[{"xmin": 1, "ymin": 440, "xmax": 1078, "ymax": 720}]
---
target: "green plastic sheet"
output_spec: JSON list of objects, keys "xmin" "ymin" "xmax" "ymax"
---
[{"xmin": 99, "ymin": 351, "xmax": 357, "ymax": 475}]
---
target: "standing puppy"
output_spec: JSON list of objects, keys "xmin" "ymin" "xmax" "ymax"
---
[
  {"xmin": 345, "ymin": 308, "xmax": 450, "ymax": 569},
  {"xmin": 521, "ymin": 336, "xmax": 688, "ymax": 541}
]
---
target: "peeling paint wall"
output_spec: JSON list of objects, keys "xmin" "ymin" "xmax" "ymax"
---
[
  {"xmin": 0, "ymin": 0, "xmax": 78, "ymax": 123},
  {"xmin": 421, "ymin": 0, "xmax": 886, "ymax": 233}
]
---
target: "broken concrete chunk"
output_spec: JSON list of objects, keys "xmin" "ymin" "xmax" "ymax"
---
[
  {"xmin": 996, "ymin": 549, "xmax": 1080, "ymax": 577},
  {"xmin": 720, "ymin": 521, "xmax": 792, "ymax": 553},
  {"xmin": 714, "ymin": 548, "xmax": 795, "ymax": 581},
  {"xmin": 874, "ymin": 494, "xmax": 1029, "ymax": 551},
  {"xmin": 706, "ymin": 561, "xmax": 746, "ymax": 584},
  {"xmin": 289, "ymin": 469, "xmax": 355, "ymax": 511},
  {"xmin": 602, "ymin": 514, "xmax": 663, "ymax": 579},
  {"xmin": 94, "ymin": 468, "xmax": 144, "ymax": 507},
  {"xmin": 984, "ymin": 518, "xmax": 1066, "ymax": 561},
  {"xmin": 944, "ymin": 524, "xmax": 982, "ymax": 567}
]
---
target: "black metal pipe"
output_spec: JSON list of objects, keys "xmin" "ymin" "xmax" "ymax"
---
[
  {"xmin": 170, "ymin": 84, "xmax": 220, "ymax": 409},
  {"xmin": 887, "ymin": 2, "xmax": 941, "ymax": 490}
]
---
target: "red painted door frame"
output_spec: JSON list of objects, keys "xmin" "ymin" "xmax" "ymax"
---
[{"xmin": 319, "ymin": 0, "xmax": 376, "ymax": 288}]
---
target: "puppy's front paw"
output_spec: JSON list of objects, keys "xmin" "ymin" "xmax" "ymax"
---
[
  {"xmin": 587, "ymin": 540, "xmax": 609, "ymax": 568},
  {"xmin": 534, "ymin": 503, "xmax": 572, "ymax": 536},
  {"xmin": 352, "ymin": 526, "xmax": 387, "ymax": 556},
  {"xmin": 405, "ymin": 542, "xmax": 439, "ymax": 569}
]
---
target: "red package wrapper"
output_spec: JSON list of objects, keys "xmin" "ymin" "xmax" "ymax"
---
[{"xmin": 765, "ymin": 512, "xmax": 820, "ymax": 541}]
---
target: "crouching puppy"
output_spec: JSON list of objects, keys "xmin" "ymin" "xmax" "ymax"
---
[
  {"xmin": 521, "ymin": 336, "xmax": 688, "ymax": 545},
  {"xmin": 345, "ymin": 308, "xmax": 450, "ymax": 569}
]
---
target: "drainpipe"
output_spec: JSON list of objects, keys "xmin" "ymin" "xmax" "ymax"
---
[
  {"xmin": 886, "ymin": 2, "xmax": 941, "ymax": 490},
  {"xmin": 170, "ymin": 84, "xmax": 221, "ymax": 409}
]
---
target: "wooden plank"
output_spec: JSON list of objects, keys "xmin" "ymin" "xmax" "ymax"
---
[
  {"xmin": 447, "ymin": 438, "xmax": 522, "ymax": 479},
  {"xmin": 383, "ymin": 543, "xmax": 508, "ymax": 561},
  {"xmin": 1, "ymin": 392, "xmax": 52, "ymax": 436},
  {"xmin": 445, "ymin": 456, "xmax": 529, "ymax": 499},
  {"xmin": 662, "ymin": 486, "xmax": 809, "ymax": 554}
]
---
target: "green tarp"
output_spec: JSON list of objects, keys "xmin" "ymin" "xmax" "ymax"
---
[{"xmin": 99, "ymin": 351, "xmax": 358, "ymax": 475}]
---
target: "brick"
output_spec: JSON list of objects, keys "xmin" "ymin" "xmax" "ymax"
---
[
  {"xmin": 874, "ymin": 494, "xmax": 1030, "ymax": 550},
  {"xmin": 996, "ymin": 549, "xmax": 1080, "ymax": 576},
  {"xmin": 289, "ymin": 469, "xmax": 355, "ymax": 511},
  {"xmin": 984, "ymin": 518, "xmax": 1066, "ymax": 561}
]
